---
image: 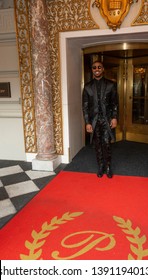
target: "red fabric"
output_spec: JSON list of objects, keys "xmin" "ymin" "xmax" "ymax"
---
[{"xmin": 0, "ymin": 171, "xmax": 148, "ymax": 260}]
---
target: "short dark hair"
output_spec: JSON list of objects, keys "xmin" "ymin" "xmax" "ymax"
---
[{"xmin": 91, "ymin": 60, "xmax": 104, "ymax": 68}]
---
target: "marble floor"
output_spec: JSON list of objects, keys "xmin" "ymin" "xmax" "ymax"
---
[{"xmin": 0, "ymin": 160, "xmax": 65, "ymax": 228}]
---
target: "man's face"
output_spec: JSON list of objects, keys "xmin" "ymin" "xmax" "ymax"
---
[{"xmin": 92, "ymin": 62, "xmax": 104, "ymax": 80}]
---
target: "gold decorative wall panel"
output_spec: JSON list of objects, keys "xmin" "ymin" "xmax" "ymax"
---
[
  {"xmin": 14, "ymin": 0, "xmax": 37, "ymax": 153},
  {"xmin": 45, "ymin": 0, "xmax": 98, "ymax": 154},
  {"xmin": 132, "ymin": 0, "xmax": 148, "ymax": 25}
]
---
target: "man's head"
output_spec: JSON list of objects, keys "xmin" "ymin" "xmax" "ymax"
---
[{"xmin": 91, "ymin": 61, "xmax": 104, "ymax": 80}]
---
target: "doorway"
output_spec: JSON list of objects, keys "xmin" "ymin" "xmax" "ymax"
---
[
  {"xmin": 60, "ymin": 27, "xmax": 148, "ymax": 163},
  {"xmin": 83, "ymin": 43, "xmax": 148, "ymax": 144}
]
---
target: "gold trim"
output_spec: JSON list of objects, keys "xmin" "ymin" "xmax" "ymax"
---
[
  {"xmin": 14, "ymin": 0, "xmax": 37, "ymax": 153},
  {"xmin": 132, "ymin": 0, "xmax": 148, "ymax": 26}
]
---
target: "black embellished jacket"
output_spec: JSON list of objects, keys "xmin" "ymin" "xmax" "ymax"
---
[{"xmin": 82, "ymin": 77, "xmax": 118, "ymax": 142}]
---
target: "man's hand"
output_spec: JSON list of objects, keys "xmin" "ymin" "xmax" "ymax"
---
[
  {"xmin": 110, "ymin": 118, "xmax": 117, "ymax": 129},
  {"xmin": 86, "ymin": 124, "xmax": 93, "ymax": 133}
]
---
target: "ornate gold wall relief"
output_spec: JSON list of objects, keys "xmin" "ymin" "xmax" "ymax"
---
[
  {"xmin": 92, "ymin": 0, "xmax": 139, "ymax": 31},
  {"xmin": 132, "ymin": 0, "xmax": 148, "ymax": 25},
  {"xmin": 14, "ymin": 0, "xmax": 37, "ymax": 153},
  {"xmin": 44, "ymin": 0, "xmax": 98, "ymax": 154}
]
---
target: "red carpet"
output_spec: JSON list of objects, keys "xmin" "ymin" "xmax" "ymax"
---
[{"xmin": 0, "ymin": 171, "xmax": 148, "ymax": 260}]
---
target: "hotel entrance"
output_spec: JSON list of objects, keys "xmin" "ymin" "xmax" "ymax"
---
[{"xmin": 83, "ymin": 43, "xmax": 148, "ymax": 144}]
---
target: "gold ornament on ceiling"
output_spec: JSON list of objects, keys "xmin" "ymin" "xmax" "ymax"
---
[{"xmin": 92, "ymin": 0, "xmax": 139, "ymax": 31}]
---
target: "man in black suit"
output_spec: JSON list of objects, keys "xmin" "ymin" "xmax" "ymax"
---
[{"xmin": 82, "ymin": 61, "xmax": 118, "ymax": 178}]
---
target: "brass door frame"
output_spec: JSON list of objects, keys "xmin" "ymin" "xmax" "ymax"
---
[{"xmin": 84, "ymin": 43, "xmax": 148, "ymax": 56}]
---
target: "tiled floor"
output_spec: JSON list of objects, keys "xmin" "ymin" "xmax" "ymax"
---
[{"xmin": 0, "ymin": 160, "xmax": 65, "ymax": 229}]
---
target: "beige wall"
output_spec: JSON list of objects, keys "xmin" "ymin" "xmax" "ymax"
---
[{"xmin": 0, "ymin": 9, "xmax": 26, "ymax": 160}]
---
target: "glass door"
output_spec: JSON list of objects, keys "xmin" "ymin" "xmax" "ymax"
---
[
  {"xmin": 99, "ymin": 51, "xmax": 148, "ymax": 144},
  {"xmin": 133, "ymin": 66, "xmax": 148, "ymax": 124},
  {"xmin": 126, "ymin": 57, "xmax": 148, "ymax": 143}
]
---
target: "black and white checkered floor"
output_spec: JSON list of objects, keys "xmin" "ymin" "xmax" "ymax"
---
[{"xmin": 0, "ymin": 160, "xmax": 65, "ymax": 229}]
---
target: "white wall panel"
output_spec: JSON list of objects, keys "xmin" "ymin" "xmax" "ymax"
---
[
  {"xmin": 0, "ymin": 9, "xmax": 26, "ymax": 161},
  {"xmin": 0, "ymin": 117, "xmax": 26, "ymax": 160}
]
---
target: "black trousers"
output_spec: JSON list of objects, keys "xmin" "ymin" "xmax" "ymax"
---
[{"xmin": 93, "ymin": 118, "xmax": 111, "ymax": 167}]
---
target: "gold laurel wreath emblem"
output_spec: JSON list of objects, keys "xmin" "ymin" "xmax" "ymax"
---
[
  {"xmin": 20, "ymin": 213, "xmax": 148, "ymax": 260},
  {"xmin": 113, "ymin": 216, "xmax": 148, "ymax": 260},
  {"xmin": 20, "ymin": 211, "xmax": 83, "ymax": 260}
]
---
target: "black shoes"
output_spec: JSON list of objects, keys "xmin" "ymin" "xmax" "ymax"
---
[
  {"xmin": 97, "ymin": 165, "xmax": 104, "ymax": 178},
  {"xmin": 106, "ymin": 165, "xmax": 113, "ymax": 178},
  {"xmin": 97, "ymin": 165, "xmax": 113, "ymax": 178}
]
